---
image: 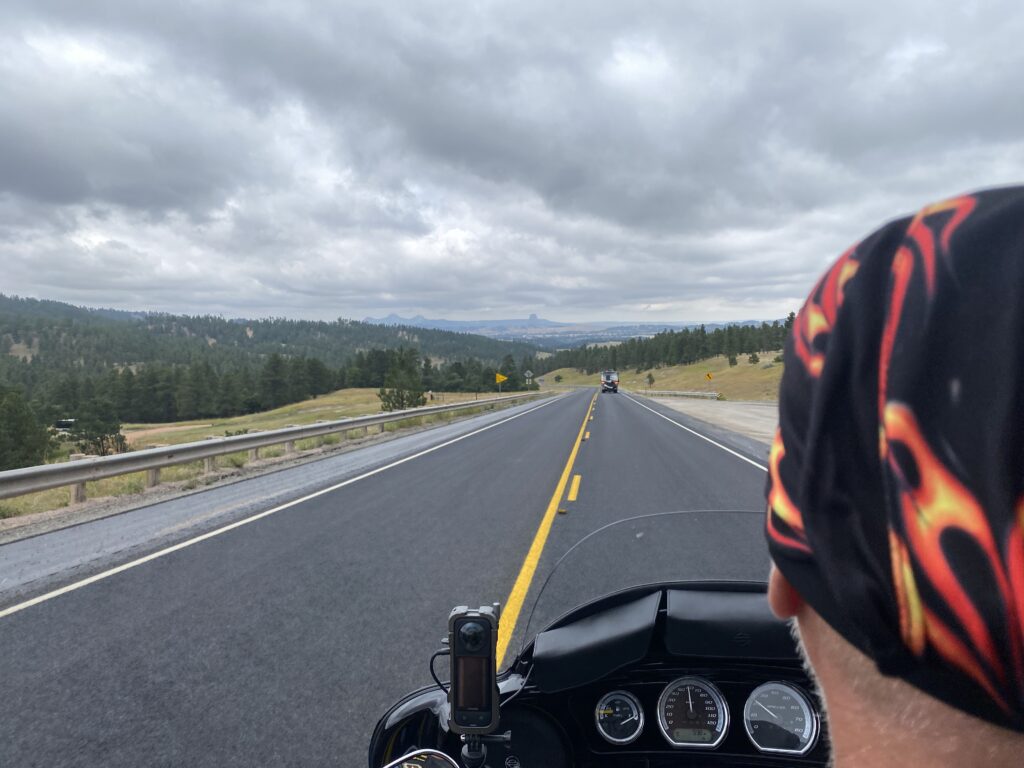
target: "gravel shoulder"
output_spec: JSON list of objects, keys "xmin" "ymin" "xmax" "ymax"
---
[
  {"xmin": 0, "ymin": 397, "xmax": 545, "ymax": 546},
  {"xmin": 648, "ymin": 397, "xmax": 778, "ymax": 445}
]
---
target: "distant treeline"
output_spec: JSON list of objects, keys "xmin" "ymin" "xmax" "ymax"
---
[
  {"xmin": 536, "ymin": 317, "xmax": 795, "ymax": 374},
  {"xmin": 0, "ymin": 347, "xmax": 538, "ymax": 470},
  {"xmin": 32, "ymin": 348, "xmax": 539, "ymax": 425},
  {"xmin": 0, "ymin": 295, "xmax": 543, "ymax": 469},
  {"xmin": 0, "ymin": 295, "xmax": 540, "ymax": 414}
]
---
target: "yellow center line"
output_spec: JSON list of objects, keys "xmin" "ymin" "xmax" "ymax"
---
[
  {"xmin": 567, "ymin": 474, "xmax": 582, "ymax": 502},
  {"xmin": 495, "ymin": 392, "xmax": 597, "ymax": 666}
]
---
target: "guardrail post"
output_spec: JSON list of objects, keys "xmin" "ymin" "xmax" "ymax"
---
[
  {"xmin": 284, "ymin": 426, "xmax": 298, "ymax": 454},
  {"xmin": 67, "ymin": 454, "xmax": 89, "ymax": 504},
  {"xmin": 0, "ymin": 392, "xmax": 543, "ymax": 505},
  {"xmin": 203, "ymin": 437, "xmax": 218, "ymax": 474}
]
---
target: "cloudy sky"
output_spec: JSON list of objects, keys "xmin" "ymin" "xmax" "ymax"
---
[{"xmin": 2, "ymin": 2, "xmax": 1023, "ymax": 323}]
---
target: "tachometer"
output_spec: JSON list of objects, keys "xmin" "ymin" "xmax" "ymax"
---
[
  {"xmin": 595, "ymin": 690, "xmax": 644, "ymax": 745},
  {"xmin": 743, "ymin": 681, "xmax": 819, "ymax": 755},
  {"xmin": 657, "ymin": 676, "xmax": 728, "ymax": 748}
]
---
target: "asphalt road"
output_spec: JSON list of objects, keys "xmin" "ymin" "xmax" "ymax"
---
[{"xmin": 0, "ymin": 389, "xmax": 770, "ymax": 767}]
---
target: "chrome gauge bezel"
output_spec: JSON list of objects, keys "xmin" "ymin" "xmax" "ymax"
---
[
  {"xmin": 742, "ymin": 681, "xmax": 820, "ymax": 756},
  {"xmin": 656, "ymin": 676, "xmax": 729, "ymax": 749},
  {"xmin": 594, "ymin": 690, "xmax": 645, "ymax": 745}
]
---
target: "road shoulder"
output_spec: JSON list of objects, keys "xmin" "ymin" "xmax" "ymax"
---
[
  {"xmin": 0, "ymin": 396, "xmax": 566, "ymax": 609},
  {"xmin": 646, "ymin": 397, "xmax": 777, "ymax": 446}
]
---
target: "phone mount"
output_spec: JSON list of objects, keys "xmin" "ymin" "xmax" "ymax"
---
[
  {"xmin": 426, "ymin": 604, "xmax": 507, "ymax": 768},
  {"xmin": 460, "ymin": 731, "xmax": 511, "ymax": 768},
  {"xmin": 447, "ymin": 605, "xmax": 500, "ymax": 735}
]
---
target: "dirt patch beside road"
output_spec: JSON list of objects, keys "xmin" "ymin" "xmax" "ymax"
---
[
  {"xmin": 124, "ymin": 424, "xmax": 213, "ymax": 445},
  {"xmin": 650, "ymin": 397, "xmax": 778, "ymax": 445}
]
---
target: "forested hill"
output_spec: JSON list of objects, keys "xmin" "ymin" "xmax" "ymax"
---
[
  {"xmin": 0, "ymin": 293, "xmax": 540, "ymax": 425},
  {"xmin": 0, "ymin": 295, "xmax": 547, "ymax": 469},
  {"xmin": 0, "ymin": 295, "xmax": 538, "ymax": 372},
  {"xmin": 535, "ymin": 317, "xmax": 795, "ymax": 374}
]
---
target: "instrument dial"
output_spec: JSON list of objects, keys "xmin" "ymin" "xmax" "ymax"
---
[
  {"xmin": 657, "ymin": 676, "xmax": 728, "ymax": 748},
  {"xmin": 743, "ymin": 681, "xmax": 819, "ymax": 755},
  {"xmin": 594, "ymin": 690, "xmax": 644, "ymax": 745}
]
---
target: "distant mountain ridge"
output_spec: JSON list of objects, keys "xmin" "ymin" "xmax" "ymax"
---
[
  {"xmin": 363, "ymin": 313, "xmax": 772, "ymax": 347},
  {"xmin": 363, "ymin": 313, "xmax": 567, "ymax": 331},
  {"xmin": 0, "ymin": 294, "xmax": 540, "ymax": 373}
]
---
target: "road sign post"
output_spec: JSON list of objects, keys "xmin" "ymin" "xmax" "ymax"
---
[{"xmin": 495, "ymin": 372, "xmax": 508, "ymax": 392}]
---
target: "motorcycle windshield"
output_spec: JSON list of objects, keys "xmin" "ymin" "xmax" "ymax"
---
[{"xmin": 519, "ymin": 510, "xmax": 770, "ymax": 654}]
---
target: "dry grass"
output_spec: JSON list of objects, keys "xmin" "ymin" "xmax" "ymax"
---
[
  {"xmin": 5, "ymin": 334, "xmax": 39, "ymax": 361},
  {"xmin": 542, "ymin": 352, "xmax": 784, "ymax": 402},
  {"xmin": 0, "ymin": 390, "xmax": 526, "ymax": 519},
  {"xmin": 121, "ymin": 388, "xmax": 485, "ymax": 447},
  {"xmin": 0, "ymin": 462, "xmax": 207, "ymax": 518}
]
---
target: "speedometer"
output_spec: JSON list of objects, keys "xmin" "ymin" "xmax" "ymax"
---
[
  {"xmin": 657, "ymin": 676, "xmax": 728, "ymax": 748},
  {"xmin": 743, "ymin": 681, "xmax": 819, "ymax": 755}
]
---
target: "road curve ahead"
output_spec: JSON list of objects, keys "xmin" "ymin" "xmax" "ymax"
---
[{"xmin": 0, "ymin": 389, "xmax": 770, "ymax": 767}]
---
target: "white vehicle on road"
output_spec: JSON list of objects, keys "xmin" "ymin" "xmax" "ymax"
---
[{"xmin": 600, "ymin": 370, "xmax": 619, "ymax": 393}]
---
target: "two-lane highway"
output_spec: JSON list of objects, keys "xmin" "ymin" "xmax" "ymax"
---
[{"xmin": 0, "ymin": 389, "xmax": 770, "ymax": 767}]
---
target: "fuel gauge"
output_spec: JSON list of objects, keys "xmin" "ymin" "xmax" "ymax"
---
[{"xmin": 595, "ymin": 690, "xmax": 644, "ymax": 745}]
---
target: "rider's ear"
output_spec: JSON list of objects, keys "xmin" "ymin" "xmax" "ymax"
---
[{"xmin": 767, "ymin": 564, "xmax": 804, "ymax": 619}]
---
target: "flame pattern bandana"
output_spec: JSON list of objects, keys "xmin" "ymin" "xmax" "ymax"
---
[{"xmin": 767, "ymin": 186, "xmax": 1024, "ymax": 729}]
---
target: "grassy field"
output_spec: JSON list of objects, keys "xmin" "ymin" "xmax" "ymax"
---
[
  {"xmin": 541, "ymin": 352, "xmax": 784, "ymax": 402},
  {"xmin": 121, "ymin": 388, "xmax": 485, "ymax": 447},
  {"xmin": 0, "ymin": 388, "xmax": 506, "ymax": 520}
]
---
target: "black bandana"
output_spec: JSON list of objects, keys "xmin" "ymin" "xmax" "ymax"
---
[{"xmin": 767, "ymin": 186, "xmax": 1024, "ymax": 729}]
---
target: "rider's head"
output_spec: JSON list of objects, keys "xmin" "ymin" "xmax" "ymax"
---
[{"xmin": 765, "ymin": 187, "xmax": 1024, "ymax": 766}]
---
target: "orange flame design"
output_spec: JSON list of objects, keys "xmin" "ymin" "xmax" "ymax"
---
[
  {"xmin": 889, "ymin": 528, "xmax": 926, "ymax": 655},
  {"xmin": 767, "ymin": 429, "xmax": 811, "ymax": 554},
  {"xmin": 885, "ymin": 402, "xmax": 1022, "ymax": 704},
  {"xmin": 1010, "ymin": 500, "xmax": 1024, "ymax": 689},
  {"xmin": 878, "ymin": 196, "xmax": 977, "ymax": 424},
  {"xmin": 878, "ymin": 245, "xmax": 913, "ymax": 430},
  {"xmin": 792, "ymin": 246, "xmax": 860, "ymax": 378}
]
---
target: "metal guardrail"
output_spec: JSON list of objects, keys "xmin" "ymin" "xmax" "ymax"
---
[
  {"xmin": 625, "ymin": 389, "xmax": 721, "ymax": 400},
  {"xmin": 0, "ymin": 392, "xmax": 546, "ymax": 503}
]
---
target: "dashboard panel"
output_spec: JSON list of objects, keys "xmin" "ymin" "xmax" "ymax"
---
[
  {"xmin": 505, "ymin": 654, "xmax": 828, "ymax": 766},
  {"xmin": 369, "ymin": 585, "xmax": 831, "ymax": 768}
]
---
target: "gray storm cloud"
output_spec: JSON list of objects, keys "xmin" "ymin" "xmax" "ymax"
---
[{"xmin": 1, "ymin": 1, "xmax": 1023, "ymax": 321}]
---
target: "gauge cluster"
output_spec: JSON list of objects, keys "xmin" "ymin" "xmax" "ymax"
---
[{"xmin": 590, "ymin": 674, "xmax": 821, "ymax": 759}]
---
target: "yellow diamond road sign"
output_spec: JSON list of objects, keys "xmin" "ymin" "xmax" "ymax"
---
[
  {"xmin": 706, "ymin": 372, "xmax": 713, "ymax": 381},
  {"xmin": 495, "ymin": 373, "xmax": 509, "ymax": 384}
]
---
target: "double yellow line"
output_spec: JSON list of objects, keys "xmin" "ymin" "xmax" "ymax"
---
[{"xmin": 495, "ymin": 392, "xmax": 597, "ymax": 666}]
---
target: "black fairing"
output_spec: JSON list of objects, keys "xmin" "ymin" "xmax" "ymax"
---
[
  {"xmin": 665, "ymin": 585, "xmax": 798, "ymax": 659},
  {"xmin": 533, "ymin": 591, "xmax": 661, "ymax": 693},
  {"xmin": 368, "ymin": 583, "xmax": 828, "ymax": 767}
]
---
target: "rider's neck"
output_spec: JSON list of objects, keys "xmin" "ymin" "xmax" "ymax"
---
[{"xmin": 794, "ymin": 608, "xmax": 1023, "ymax": 768}]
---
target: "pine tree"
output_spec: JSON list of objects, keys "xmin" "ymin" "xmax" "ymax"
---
[
  {"xmin": 259, "ymin": 354, "xmax": 288, "ymax": 409},
  {"xmin": 0, "ymin": 388, "xmax": 52, "ymax": 470}
]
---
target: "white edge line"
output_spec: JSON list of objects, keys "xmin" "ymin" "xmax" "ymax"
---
[
  {"xmin": 0, "ymin": 394, "xmax": 567, "ymax": 620},
  {"xmin": 623, "ymin": 394, "xmax": 768, "ymax": 472}
]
